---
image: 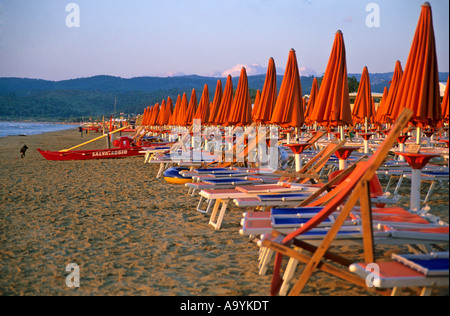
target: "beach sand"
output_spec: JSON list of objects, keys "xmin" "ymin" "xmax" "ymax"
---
[{"xmin": 0, "ymin": 128, "xmax": 448, "ymax": 296}]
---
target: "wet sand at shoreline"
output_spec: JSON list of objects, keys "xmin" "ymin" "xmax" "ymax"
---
[{"xmin": 0, "ymin": 128, "xmax": 448, "ymax": 296}]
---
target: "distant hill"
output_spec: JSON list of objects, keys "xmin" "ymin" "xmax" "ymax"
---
[{"xmin": 0, "ymin": 72, "xmax": 447, "ymax": 121}]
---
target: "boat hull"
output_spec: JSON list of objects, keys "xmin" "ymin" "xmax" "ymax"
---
[{"xmin": 37, "ymin": 147, "xmax": 145, "ymax": 161}]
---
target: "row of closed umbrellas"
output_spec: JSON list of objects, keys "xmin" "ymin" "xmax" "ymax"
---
[{"xmin": 139, "ymin": 2, "xmax": 448, "ymax": 134}]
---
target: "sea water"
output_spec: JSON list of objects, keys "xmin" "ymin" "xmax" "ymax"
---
[{"xmin": 0, "ymin": 122, "xmax": 77, "ymax": 138}]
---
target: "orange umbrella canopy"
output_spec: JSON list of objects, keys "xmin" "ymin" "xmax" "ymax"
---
[
  {"xmin": 194, "ymin": 84, "xmax": 210, "ymax": 124},
  {"xmin": 441, "ymin": 77, "xmax": 449, "ymax": 124},
  {"xmin": 352, "ymin": 66, "xmax": 373, "ymax": 125},
  {"xmin": 142, "ymin": 106, "xmax": 151, "ymax": 126},
  {"xmin": 163, "ymin": 96, "xmax": 173, "ymax": 125},
  {"xmin": 390, "ymin": 2, "xmax": 441, "ymax": 128},
  {"xmin": 170, "ymin": 94, "xmax": 181, "ymax": 125},
  {"xmin": 185, "ymin": 88, "xmax": 198, "ymax": 126},
  {"xmin": 228, "ymin": 68, "xmax": 253, "ymax": 126},
  {"xmin": 156, "ymin": 100, "xmax": 166, "ymax": 126},
  {"xmin": 270, "ymin": 49, "xmax": 304, "ymax": 128},
  {"xmin": 177, "ymin": 92, "xmax": 189, "ymax": 126},
  {"xmin": 304, "ymin": 77, "xmax": 319, "ymax": 126},
  {"xmin": 382, "ymin": 60, "xmax": 404, "ymax": 124},
  {"xmin": 150, "ymin": 103, "xmax": 160, "ymax": 126},
  {"xmin": 374, "ymin": 86, "xmax": 389, "ymax": 126},
  {"xmin": 145, "ymin": 106, "xmax": 153, "ymax": 125},
  {"xmin": 252, "ymin": 89, "xmax": 261, "ymax": 121},
  {"xmin": 309, "ymin": 31, "xmax": 352, "ymax": 127},
  {"xmin": 208, "ymin": 79, "xmax": 223, "ymax": 124},
  {"xmin": 370, "ymin": 98, "xmax": 376, "ymax": 124},
  {"xmin": 254, "ymin": 57, "xmax": 278, "ymax": 124},
  {"xmin": 215, "ymin": 75, "xmax": 234, "ymax": 126}
]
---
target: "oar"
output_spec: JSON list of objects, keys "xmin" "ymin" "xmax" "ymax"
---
[{"xmin": 59, "ymin": 126, "xmax": 128, "ymax": 152}]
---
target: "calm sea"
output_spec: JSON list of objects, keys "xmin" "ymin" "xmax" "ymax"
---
[{"xmin": 0, "ymin": 122, "xmax": 77, "ymax": 138}]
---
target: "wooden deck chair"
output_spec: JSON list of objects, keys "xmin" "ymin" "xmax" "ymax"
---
[
  {"xmin": 277, "ymin": 139, "xmax": 347, "ymax": 184},
  {"xmin": 262, "ymin": 108, "xmax": 416, "ymax": 296},
  {"xmin": 199, "ymin": 140, "xmax": 351, "ymax": 229},
  {"xmin": 198, "ymin": 142, "xmax": 349, "ymax": 229},
  {"xmin": 205, "ymin": 123, "xmax": 258, "ymax": 168},
  {"xmin": 238, "ymin": 156, "xmax": 368, "ymax": 239},
  {"xmin": 300, "ymin": 130, "xmax": 327, "ymax": 151}
]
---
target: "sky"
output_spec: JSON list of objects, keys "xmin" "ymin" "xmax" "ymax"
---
[{"xmin": 0, "ymin": 0, "xmax": 448, "ymax": 81}]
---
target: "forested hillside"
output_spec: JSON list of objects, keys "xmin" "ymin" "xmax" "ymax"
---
[{"xmin": 0, "ymin": 72, "xmax": 447, "ymax": 121}]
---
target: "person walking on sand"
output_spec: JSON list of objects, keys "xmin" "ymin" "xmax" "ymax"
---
[{"xmin": 20, "ymin": 145, "xmax": 28, "ymax": 158}]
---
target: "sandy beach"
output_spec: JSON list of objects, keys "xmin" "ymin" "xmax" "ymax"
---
[{"xmin": 0, "ymin": 128, "xmax": 448, "ymax": 296}]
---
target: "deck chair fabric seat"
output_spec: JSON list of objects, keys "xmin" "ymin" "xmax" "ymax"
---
[
  {"xmin": 350, "ymin": 252, "xmax": 449, "ymax": 289},
  {"xmin": 383, "ymin": 225, "xmax": 449, "ymax": 242},
  {"xmin": 242, "ymin": 211, "xmax": 271, "ymax": 220},
  {"xmin": 257, "ymin": 193, "xmax": 310, "ymax": 202},
  {"xmin": 349, "ymin": 262, "xmax": 449, "ymax": 288},
  {"xmin": 271, "ymin": 216, "xmax": 333, "ymax": 228},
  {"xmin": 240, "ymin": 219, "xmax": 283, "ymax": 236},
  {"xmin": 392, "ymin": 253, "xmax": 449, "ymax": 276},
  {"xmin": 371, "ymin": 214, "xmax": 431, "ymax": 225},
  {"xmin": 234, "ymin": 198, "xmax": 303, "ymax": 208},
  {"xmin": 297, "ymin": 228, "xmax": 364, "ymax": 240},
  {"xmin": 191, "ymin": 168, "xmax": 235, "ymax": 174},
  {"xmin": 235, "ymin": 183, "xmax": 314, "ymax": 194},
  {"xmin": 202, "ymin": 178, "xmax": 264, "ymax": 185},
  {"xmin": 271, "ymin": 207, "xmax": 325, "ymax": 218}
]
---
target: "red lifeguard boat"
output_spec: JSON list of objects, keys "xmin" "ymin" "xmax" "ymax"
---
[{"xmin": 37, "ymin": 136, "xmax": 145, "ymax": 161}]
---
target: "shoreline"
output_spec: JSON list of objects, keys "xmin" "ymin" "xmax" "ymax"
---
[{"xmin": 0, "ymin": 128, "xmax": 448, "ymax": 296}]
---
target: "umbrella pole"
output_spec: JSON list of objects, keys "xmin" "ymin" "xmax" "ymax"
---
[
  {"xmin": 294, "ymin": 154, "xmax": 302, "ymax": 172},
  {"xmin": 410, "ymin": 168, "xmax": 422, "ymax": 213},
  {"xmin": 338, "ymin": 158, "xmax": 347, "ymax": 170},
  {"xmin": 416, "ymin": 127, "xmax": 421, "ymax": 145},
  {"xmin": 398, "ymin": 142, "xmax": 405, "ymax": 161}
]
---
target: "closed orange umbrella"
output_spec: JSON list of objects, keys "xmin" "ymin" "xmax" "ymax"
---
[
  {"xmin": 142, "ymin": 106, "xmax": 150, "ymax": 126},
  {"xmin": 140, "ymin": 108, "xmax": 145, "ymax": 126},
  {"xmin": 156, "ymin": 100, "xmax": 166, "ymax": 126},
  {"xmin": 177, "ymin": 93, "xmax": 189, "ymax": 126},
  {"xmin": 147, "ymin": 106, "xmax": 153, "ymax": 126},
  {"xmin": 215, "ymin": 75, "xmax": 234, "ymax": 126},
  {"xmin": 384, "ymin": 60, "xmax": 404, "ymax": 124},
  {"xmin": 309, "ymin": 31, "xmax": 352, "ymax": 128},
  {"xmin": 441, "ymin": 77, "xmax": 449, "ymax": 125},
  {"xmin": 390, "ymin": 2, "xmax": 441, "ymax": 128},
  {"xmin": 252, "ymin": 89, "xmax": 261, "ymax": 121},
  {"xmin": 194, "ymin": 84, "xmax": 210, "ymax": 124},
  {"xmin": 304, "ymin": 77, "xmax": 319, "ymax": 126},
  {"xmin": 303, "ymin": 97, "xmax": 307, "ymax": 115},
  {"xmin": 208, "ymin": 79, "xmax": 223, "ymax": 125},
  {"xmin": 374, "ymin": 86, "xmax": 389, "ymax": 126},
  {"xmin": 270, "ymin": 49, "xmax": 304, "ymax": 128},
  {"xmin": 185, "ymin": 89, "xmax": 198, "ymax": 126},
  {"xmin": 254, "ymin": 57, "xmax": 277, "ymax": 124},
  {"xmin": 170, "ymin": 94, "xmax": 181, "ymax": 125},
  {"xmin": 228, "ymin": 67, "xmax": 253, "ymax": 126},
  {"xmin": 163, "ymin": 96, "xmax": 173, "ymax": 125},
  {"xmin": 150, "ymin": 103, "xmax": 160, "ymax": 126},
  {"xmin": 370, "ymin": 98, "xmax": 376, "ymax": 124},
  {"xmin": 352, "ymin": 66, "xmax": 373, "ymax": 125}
]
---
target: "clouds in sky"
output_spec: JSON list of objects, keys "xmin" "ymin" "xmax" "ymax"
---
[{"xmin": 217, "ymin": 63, "xmax": 317, "ymax": 78}]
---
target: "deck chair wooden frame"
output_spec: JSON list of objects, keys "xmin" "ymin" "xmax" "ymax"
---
[
  {"xmin": 262, "ymin": 108, "xmax": 417, "ymax": 296},
  {"xmin": 200, "ymin": 140, "xmax": 348, "ymax": 230},
  {"xmin": 276, "ymin": 139, "xmax": 347, "ymax": 184}
]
